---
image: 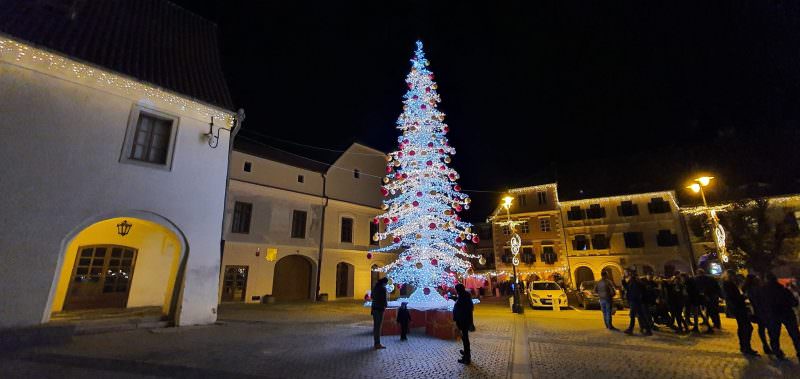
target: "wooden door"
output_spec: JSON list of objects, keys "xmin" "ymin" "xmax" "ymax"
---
[
  {"xmin": 272, "ymin": 255, "xmax": 311, "ymax": 301},
  {"xmin": 64, "ymin": 245, "xmax": 137, "ymax": 310},
  {"xmin": 221, "ymin": 265, "xmax": 248, "ymax": 302}
]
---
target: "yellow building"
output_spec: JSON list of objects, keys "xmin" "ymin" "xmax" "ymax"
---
[
  {"xmin": 561, "ymin": 191, "xmax": 692, "ymax": 288},
  {"xmin": 488, "ymin": 184, "xmax": 569, "ymax": 283}
]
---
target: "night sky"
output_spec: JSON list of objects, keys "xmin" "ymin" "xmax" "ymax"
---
[{"xmin": 175, "ymin": 1, "xmax": 800, "ymax": 222}]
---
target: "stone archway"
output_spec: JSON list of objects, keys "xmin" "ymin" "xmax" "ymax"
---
[
  {"xmin": 574, "ymin": 266, "xmax": 595, "ymax": 286},
  {"xmin": 336, "ymin": 262, "xmax": 355, "ymax": 299},
  {"xmin": 273, "ymin": 255, "xmax": 313, "ymax": 301},
  {"xmin": 48, "ymin": 213, "xmax": 186, "ymax": 324}
]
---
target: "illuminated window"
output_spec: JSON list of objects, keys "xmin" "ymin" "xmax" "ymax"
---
[
  {"xmin": 517, "ymin": 194, "xmax": 527, "ymax": 206},
  {"xmin": 501, "ymin": 225, "xmax": 511, "ymax": 236},
  {"xmin": 537, "ymin": 191, "xmax": 546, "ymax": 204}
]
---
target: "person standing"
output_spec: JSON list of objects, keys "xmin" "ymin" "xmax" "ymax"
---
[
  {"xmin": 594, "ymin": 270, "xmax": 618, "ymax": 331},
  {"xmin": 723, "ymin": 269, "xmax": 758, "ymax": 356},
  {"xmin": 453, "ymin": 284, "xmax": 474, "ymax": 364},
  {"xmin": 743, "ymin": 274, "xmax": 772, "ymax": 355},
  {"xmin": 396, "ymin": 301, "xmax": 411, "ymax": 341},
  {"xmin": 371, "ymin": 277, "xmax": 389, "ymax": 349},
  {"xmin": 762, "ymin": 273, "xmax": 800, "ymax": 362},
  {"xmin": 623, "ymin": 269, "xmax": 651, "ymax": 336},
  {"xmin": 667, "ymin": 273, "xmax": 689, "ymax": 333},
  {"xmin": 684, "ymin": 272, "xmax": 709, "ymax": 333}
]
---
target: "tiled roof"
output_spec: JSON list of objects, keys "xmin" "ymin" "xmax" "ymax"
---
[{"xmin": 0, "ymin": 0, "xmax": 234, "ymax": 111}]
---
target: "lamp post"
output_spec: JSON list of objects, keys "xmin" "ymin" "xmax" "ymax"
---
[
  {"xmin": 501, "ymin": 196, "xmax": 523, "ymax": 314},
  {"xmin": 687, "ymin": 176, "xmax": 729, "ymax": 265}
]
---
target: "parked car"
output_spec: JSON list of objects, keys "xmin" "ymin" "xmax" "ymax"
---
[
  {"xmin": 527, "ymin": 281, "xmax": 569, "ymax": 309},
  {"xmin": 576, "ymin": 281, "xmax": 625, "ymax": 310}
]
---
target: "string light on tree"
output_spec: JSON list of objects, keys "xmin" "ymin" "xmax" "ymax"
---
[{"xmin": 370, "ymin": 41, "xmax": 476, "ymax": 308}]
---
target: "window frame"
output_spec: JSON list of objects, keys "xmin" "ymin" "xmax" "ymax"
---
[
  {"xmin": 519, "ymin": 220, "xmax": 530, "ymax": 234},
  {"xmin": 573, "ymin": 235, "xmax": 590, "ymax": 251},
  {"xmin": 353, "ymin": 169, "xmax": 360, "ymax": 179},
  {"xmin": 340, "ymin": 217, "xmax": 354, "ymax": 243},
  {"xmin": 290, "ymin": 210, "xmax": 307, "ymax": 239},
  {"xmin": 617, "ymin": 201, "xmax": 640, "ymax": 217},
  {"xmin": 539, "ymin": 217, "xmax": 551, "ymax": 232},
  {"xmin": 591, "ymin": 234, "xmax": 610, "ymax": 249},
  {"xmin": 517, "ymin": 194, "xmax": 527, "ymax": 207},
  {"xmin": 297, "ymin": 175, "xmax": 304, "ymax": 183},
  {"xmin": 537, "ymin": 191, "xmax": 547, "ymax": 205},
  {"xmin": 243, "ymin": 161, "xmax": 252, "ymax": 172},
  {"xmin": 231, "ymin": 201, "xmax": 253, "ymax": 234},
  {"xmin": 623, "ymin": 231, "xmax": 645, "ymax": 248},
  {"xmin": 120, "ymin": 105, "xmax": 179, "ymax": 171},
  {"xmin": 369, "ymin": 222, "xmax": 379, "ymax": 246},
  {"xmin": 656, "ymin": 229, "xmax": 679, "ymax": 246}
]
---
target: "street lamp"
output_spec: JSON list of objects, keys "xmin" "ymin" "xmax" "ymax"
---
[
  {"xmin": 500, "ymin": 195, "xmax": 523, "ymax": 314},
  {"xmin": 686, "ymin": 176, "xmax": 729, "ymax": 264}
]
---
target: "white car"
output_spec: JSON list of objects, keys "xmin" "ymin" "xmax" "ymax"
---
[{"xmin": 527, "ymin": 281, "xmax": 568, "ymax": 309}]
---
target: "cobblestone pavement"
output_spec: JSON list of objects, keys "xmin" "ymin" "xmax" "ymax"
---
[
  {"xmin": 2, "ymin": 300, "xmax": 800, "ymax": 378},
  {"xmin": 525, "ymin": 307, "xmax": 800, "ymax": 378}
]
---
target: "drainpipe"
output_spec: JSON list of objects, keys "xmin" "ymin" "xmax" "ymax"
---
[
  {"xmin": 315, "ymin": 173, "xmax": 328, "ymax": 301},
  {"xmin": 217, "ymin": 110, "xmax": 245, "ymax": 287}
]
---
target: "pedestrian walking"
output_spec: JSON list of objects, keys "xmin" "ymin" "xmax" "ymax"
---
[
  {"xmin": 396, "ymin": 301, "xmax": 411, "ymax": 341},
  {"xmin": 623, "ymin": 269, "xmax": 651, "ymax": 336},
  {"xmin": 696, "ymin": 269, "xmax": 722, "ymax": 331},
  {"xmin": 762, "ymin": 273, "xmax": 800, "ymax": 362},
  {"xmin": 743, "ymin": 274, "xmax": 772, "ymax": 355},
  {"xmin": 722, "ymin": 269, "xmax": 758, "ymax": 356},
  {"xmin": 371, "ymin": 277, "xmax": 388, "ymax": 349},
  {"xmin": 453, "ymin": 284, "xmax": 475, "ymax": 365},
  {"xmin": 641, "ymin": 274, "xmax": 658, "ymax": 331},
  {"xmin": 684, "ymin": 272, "xmax": 710, "ymax": 333},
  {"xmin": 594, "ymin": 270, "xmax": 618, "ymax": 330},
  {"xmin": 665, "ymin": 272, "xmax": 689, "ymax": 333}
]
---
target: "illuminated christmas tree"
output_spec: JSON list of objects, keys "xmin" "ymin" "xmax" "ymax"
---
[{"xmin": 370, "ymin": 41, "xmax": 477, "ymax": 307}]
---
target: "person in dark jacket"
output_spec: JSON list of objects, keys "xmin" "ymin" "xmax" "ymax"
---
[
  {"xmin": 762, "ymin": 273, "xmax": 800, "ymax": 362},
  {"xmin": 371, "ymin": 277, "xmax": 389, "ymax": 349},
  {"xmin": 695, "ymin": 269, "xmax": 721, "ymax": 331},
  {"xmin": 623, "ymin": 269, "xmax": 651, "ymax": 336},
  {"xmin": 641, "ymin": 274, "xmax": 658, "ymax": 331},
  {"xmin": 723, "ymin": 269, "xmax": 758, "ymax": 355},
  {"xmin": 743, "ymin": 274, "xmax": 772, "ymax": 355},
  {"xmin": 683, "ymin": 272, "xmax": 710, "ymax": 333},
  {"xmin": 665, "ymin": 272, "xmax": 689, "ymax": 333},
  {"xmin": 396, "ymin": 301, "xmax": 411, "ymax": 341},
  {"xmin": 453, "ymin": 283, "xmax": 474, "ymax": 364}
]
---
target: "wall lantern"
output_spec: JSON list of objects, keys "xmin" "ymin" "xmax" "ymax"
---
[{"xmin": 117, "ymin": 220, "xmax": 133, "ymax": 236}]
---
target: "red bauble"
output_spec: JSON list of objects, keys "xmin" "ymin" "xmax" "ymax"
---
[
  {"xmin": 395, "ymin": 173, "xmax": 402, "ymax": 179},
  {"xmin": 382, "ymin": 217, "xmax": 390, "ymax": 224},
  {"xmin": 425, "ymin": 87, "xmax": 431, "ymax": 93},
  {"xmin": 427, "ymin": 142, "xmax": 434, "ymax": 147},
  {"xmin": 402, "ymin": 173, "xmax": 408, "ymax": 179},
  {"xmin": 472, "ymin": 235, "xmax": 480, "ymax": 243},
  {"xmin": 405, "ymin": 256, "xmax": 412, "ymax": 261},
  {"xmin": 409, "ymin": 150, "xmax": 416, "ymax": 156},
  {"xmin": 439, "ymin": 148, "xmax": 445, "ymax": 153},
  {"xmin": 440, "ymin": 166, "xmax": 446, "ymax": 171},
  {"xmin": 421, "ymin": 104, "xmax": 427, "ymax": 109},
  {"xmin": 391, "ymin": 216, "xmax": 399, "ymax": 223},
  {"xmin": 397, "ymin": 151, "xmax": 403, "ymax": 157},
  {"xmin": 426, "ymin": 160, "xmax": 433, "ymax": 166},
  {"xmin": 429, "ymin": 74, "xmax": 435, "ymax": 80},
  {"xmin": 461, "ymin": 246, "xmax": 467, "ymax": 252},
  {"xmin": 454, "ymin": 185, "xmax": 462, "ymax": 192},
  {"xmin": 443, "ymin": 126, "xmax": 449, "ymax": 133},
  {"xmin": 386, "ymin": 166, "xmax": 393, "ymax": 173},
  {"xmin": 380, "ymin": 188, "xmax": 389, "ymax": 196},
  {"xmin": 416, "ymin": 191, "xmax": 423, "ymax": 197},
  {"xmin": 407, "ymin": 82, "xmax": 413, "ymax": 89},
  {"xmin": 367, "ymin": 253, "xmax": 373, "ymax": 259},
  {"xmin": 455, "ymin": 237, "xmax": 463, "ymax": 243},
  {"xmin": 393, "ymin": 237, "xmax": 401, "ymax": 243},
  {"xmin": 412, "ymin": 201, "xmax": 419, "ymax": 207},
  {"xmin": 412, "ymin": 95, "xmax": 418, "ymax": 100},
  {"xmin": 423, "ymin": 287, "xmax": 431, "ymax": 295},
  {"xmin": 403, "ymin": 139, "xmax": 409, "ymax": 144},
  {"xmin": 455, "ymin": 204, "xmax": 463, "ymax": 212},
  {"xmin": 373, "ymin": 218, "xmax": 379, "ymax": 225},
  {"xmin": 429, "ymin": 223, "xmax": 436, "ymax": 229},
  {"xmin": 431, "ymin": 259, "xmax": 438, "ymax": 266}
]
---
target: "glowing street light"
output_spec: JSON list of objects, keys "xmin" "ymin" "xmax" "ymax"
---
[
  {"xmin": 499, "ymin": 195, "xmax": 523, "ymax": 314},
  {"xmin": 686, "ymin": 176, "xmax": 729, "ymax": 264}
]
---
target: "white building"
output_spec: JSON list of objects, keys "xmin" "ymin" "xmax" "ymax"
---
[
  {"xmin": 0, "ymin": 1, "xmax": 240, "ymax": 328},
  {"xmin": 220, "ymin": 139, "xmax": 394, "ymax": 303}
]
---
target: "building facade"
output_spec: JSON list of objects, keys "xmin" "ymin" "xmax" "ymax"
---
[
  {"xmin": 0, "ymin": 1, "xmax": 238, "ymax": 328},
  {"xmin": 561, "ymin": 191, "xmax": 692, "ymax": 287},
  {"xmin": 488, "ymin": 184, "xmax": 569, "ymax": 283},
  {"xmin": 220, "ymin": 141, "xmax": 395, "ymax": 303}
]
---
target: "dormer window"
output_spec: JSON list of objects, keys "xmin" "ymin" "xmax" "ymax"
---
[{"xmin": 648, "ymin": 197, "xmax": 671, "ymax": 214}]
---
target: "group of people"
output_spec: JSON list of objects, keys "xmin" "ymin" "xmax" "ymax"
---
[
  {"xmin": 595, "ymin": 267, "xmax": 800, "ymax": 361},
  {"xmin": 370, "ymin": 278, "xmax": 475, "ymax": 365}
]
